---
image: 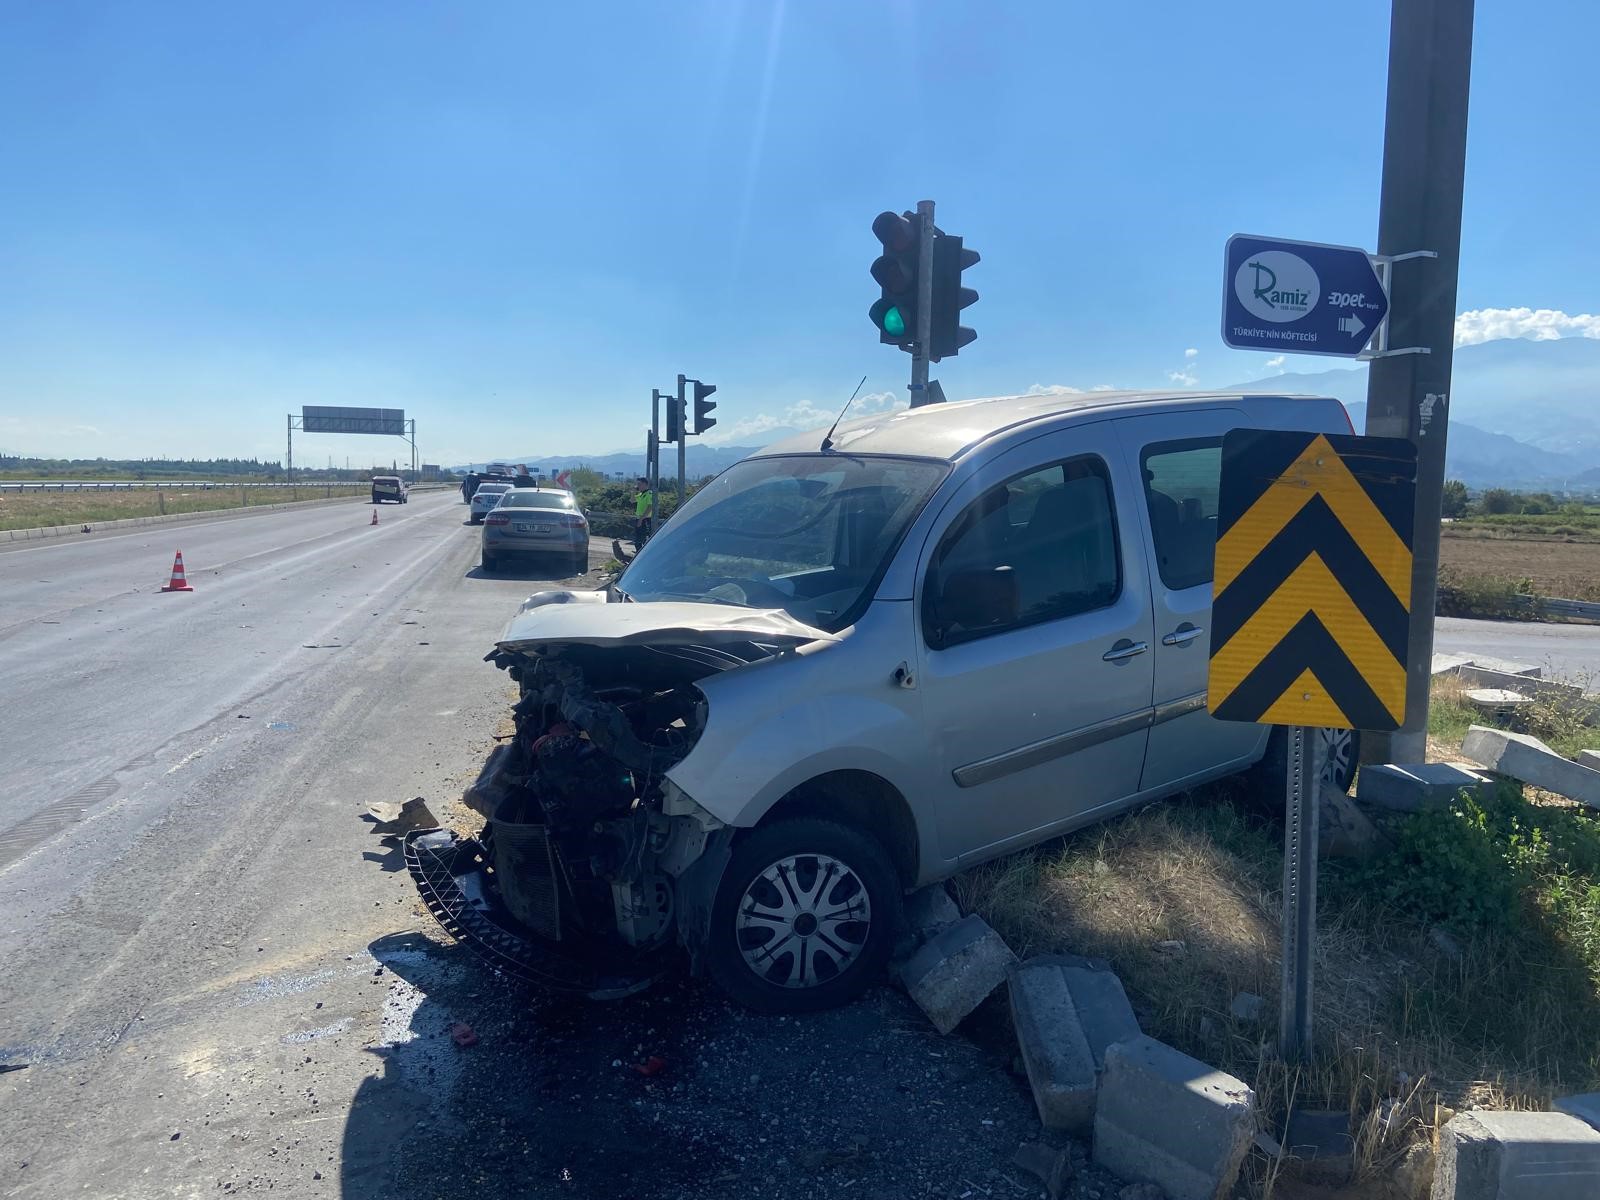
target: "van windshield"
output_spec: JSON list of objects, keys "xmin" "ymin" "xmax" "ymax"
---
[{"xmin": 618, "ymin": 454, "xmax": 946, "ymax": 631}]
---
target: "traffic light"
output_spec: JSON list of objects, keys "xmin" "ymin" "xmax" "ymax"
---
[
  {"xmin": 692, "ymin": 381, "xmax": 718, "ymax": 435},
  {"xmin": 929, "ymin": 234, "xmax": 979, "ymax": 361},
  {"xmin": 664, "ymin": 392, "xmax": 683, "ymax": 443},
  {"xmin": 869, "ymin": 210, "xmax": 919, "ymax": 347}
]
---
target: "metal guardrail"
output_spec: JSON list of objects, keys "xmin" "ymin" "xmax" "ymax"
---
[
  {"xmin": 1511, "ymin": 594, "xmax": 1600, "ymax": 622},
  {"xmin": 0, "ymin": 480, "xmax": 398, "ymax": 492}
]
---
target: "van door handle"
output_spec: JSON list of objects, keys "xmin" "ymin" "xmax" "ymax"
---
[
  {"xmin": 1102, "ymin": 639, "xmax": 1149, "ymax": 662},
  {"xmin": 1161, "ymin": 625, "xmax": 1203, "ymax": 647}
]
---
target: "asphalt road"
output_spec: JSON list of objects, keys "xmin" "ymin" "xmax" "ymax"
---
[{"xmin": 1434, "ymin": 615, "xmax": 1600, "ymax": 684}]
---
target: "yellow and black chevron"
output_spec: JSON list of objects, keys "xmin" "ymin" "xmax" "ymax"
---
[{"xmin": 1207, "ymin": 429, "xmax": 1417, "ymax": 731}]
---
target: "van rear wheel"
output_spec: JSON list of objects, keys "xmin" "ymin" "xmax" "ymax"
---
[{"xmin": 706, "ymin": 818, "xmax": 899, "ymax": 1013}]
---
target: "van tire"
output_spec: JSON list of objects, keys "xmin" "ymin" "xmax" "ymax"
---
[
  {"xmin": 706, "ymin": 818, "xmax": 900, "ymax": 1014},
  {"xmin": 1245, "ymin": 727, "xmax": 1360, "ymax": 809}
]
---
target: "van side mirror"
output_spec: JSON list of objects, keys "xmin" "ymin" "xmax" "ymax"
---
[{"xmin": 928, "ymin": 566, "xmax": 1019, "ymax": 647}]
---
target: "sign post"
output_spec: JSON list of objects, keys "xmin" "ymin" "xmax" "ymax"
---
[{"xmin": 1208, "ymin": 429, "xmax": 1417, "ymax": 1059}]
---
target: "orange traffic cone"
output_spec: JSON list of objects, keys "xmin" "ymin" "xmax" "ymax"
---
[
  {"xmin": 370, "ymin": 508, "xmax": 379, "ymax": 526},
  {"xmin": 160, "ymin": 550, "xmax": 194, "ymax": 592}
]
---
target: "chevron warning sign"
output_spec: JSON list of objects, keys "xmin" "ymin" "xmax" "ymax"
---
[{"xmin": 1208, "ymin": 429, "xmax": 1418, "ymax": 731}]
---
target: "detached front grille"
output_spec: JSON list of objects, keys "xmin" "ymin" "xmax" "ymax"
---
[{"xmin": 490, "ymin": 818, "xmax": 563, "ymax": 941}]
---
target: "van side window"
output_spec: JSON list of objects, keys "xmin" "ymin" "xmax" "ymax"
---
[
  {"xmin": 1141, "ymin": 438, "xmax": 1221, "ymax": 590},
  {"xmin": 924, "ymin": 456, "xmax": 1120, "ymax": 648}
]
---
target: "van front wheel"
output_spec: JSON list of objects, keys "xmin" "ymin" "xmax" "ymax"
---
[{"xmin": 706, "ymin": 818, "xmax": 899, "ymax": 1014}]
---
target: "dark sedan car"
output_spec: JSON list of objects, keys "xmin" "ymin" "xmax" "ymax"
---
[{"xmin": 481, "ymin": 489, "xmax": 590, "ymax": 575}]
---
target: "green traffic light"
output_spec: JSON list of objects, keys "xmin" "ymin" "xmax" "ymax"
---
[{"xmin": 882, "ymin": 305, "xmax": 906, "ymax": 337}]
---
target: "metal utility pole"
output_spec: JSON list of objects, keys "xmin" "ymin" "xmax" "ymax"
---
[
  {"xmin": 286, "ymin": 415, "xmax": 293, "ymax": 485},
  {"xmin": 1363, "ymin": 0, "xmax": 1475, "ymax": 763},
  {"xmin": 909, "ymin": 200, "xmax": 935, "ymax": 406},
  {"xmin": 675, "ymin": 374, "xmax": 687, "ymax": 511},
  {"xmin": 1279, "ymin": 729, "xmax": 1321, "ymax": 1060},
  {"xmin": 649, "ymin": 389, "xmax": 662, "ymax": 532}
]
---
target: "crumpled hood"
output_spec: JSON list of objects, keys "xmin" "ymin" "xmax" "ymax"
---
[{"xmin": 496, "ymin": 589, "xmax": 837, "ymax": 653}]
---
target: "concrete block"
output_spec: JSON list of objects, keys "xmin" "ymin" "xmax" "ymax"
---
[
  {"xmin": 1554, "ymin": 1093, "xmax": 1600, "ymax": 1133},
  {"xmin": 1464, "ymin": 688, "xmax": 1535, "ymax": 718},
  {"xmin": 1463, "ymin": 657, "xmax": 1542, "ymax": 679},
  {"xmin": 1094, "ymin": 1035, "xmax": 1255, "ymax": 1200},
  {"xmin": 1432, "ymin": 1109, "xmax": 1600, "ymax": 1200},
  {"xmin": 898, "ymin": 914, "xmax": 1016, "ymax": 1035},
  {"xmin": 1283, "ymin": 1107, "xmax": 1354, "ymax": 1182},
  {"xmin": 1579, "ymin": 750, "xmax": 1600, "ymax": 771},
  {"xmin": 1009, "ymin": 957, "xmax": 1140, "ymax": 1133},
  {"xmin": 1012, "ymin": 1142, "xmax": 1075, "ymax": 1200},
  {"xmin": 1433, "ymin": 652, "xmax": 1476, "ymax": 676},
  {"xmin": 1321, "ymin": 780, "xmax": 1387, "ymax": 859},
  {"xmin": 1459, "ymin": 668, "xmax": 1600, "ymax": 726},
  {"xmin": 1461, "ymin": 726, "xmax": 1600, "ymax": 808},
  {"xmin": 903, "ymin": 884, "xmax": 961, "ymax": 943},
  {"xmin": 1358, "ymin": 762, "xmax": 1499, "ymax": 813},
  {"xmin": 1229, "ymin": 992, "xmax": 1264, "ymax": 1022}
]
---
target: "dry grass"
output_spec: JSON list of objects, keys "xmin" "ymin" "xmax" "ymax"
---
[
  {"xmin": 955, "ymin": 758, "xmax": 1600, "ymax": 1194},
  {"xmin": 0, "ymin": 484, "xmax": 370, "ymax": 531}
]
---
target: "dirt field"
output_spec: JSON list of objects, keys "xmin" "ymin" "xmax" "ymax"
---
[
  {"xmin": 0, "ymin": 484, "xmax": 372, "ymax": 532},
  {"xmin": 1440, "ymin": 532, "xmax": 1600, "ymax": 601}
]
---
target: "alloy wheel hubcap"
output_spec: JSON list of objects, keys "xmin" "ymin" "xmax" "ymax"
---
[
  {"xmin": 735, "ymin": 853, "xmax": 872, "ymax": 989},
  {"xmin": 1319, "ymin": 727, "xmax": 1353, "ymax": 785}
]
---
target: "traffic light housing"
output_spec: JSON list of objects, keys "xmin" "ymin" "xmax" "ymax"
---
[
  {"xmin": 692, "ymin": 381, "xmax": 717, "ymax": 435},
  {"xmin": 664, "ymin": 393, "xmax": 683, "ymax": 443},
  {"xmin": 929, "ymin": 234, "xmax": 979, "ymax": 361},
  {"xmin": 869, "ymin": 210, "xmax": 920, "ymax": 347}
]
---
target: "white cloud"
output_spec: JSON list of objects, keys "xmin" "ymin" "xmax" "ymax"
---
[
  {"xmin": 710, "ymin": 390, "xmax": 906, "ymax": 445},
  {"xmin": 1264, "ymin": 355, "xmax": 1286, "ymax": 370},
  {"xmin": 1024, "ymin": 383, "xmax": 1084, "ymax": 396},
  {"xmin": 1184, "ymin": 347, "xmax": 1199, "ymax": 359},
  {"xmin": 1167, "ymin": 369, "xmax": 1199, "ymax": 388},
  {"xmin": 1454, "ymin": 306, "xmax": 1600, "ymax": 346},
  {"xmin": 1090, "ymin": 384, "xmax": 1118, "ymax": 392}
]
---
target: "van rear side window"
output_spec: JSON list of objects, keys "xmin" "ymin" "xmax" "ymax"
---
[{"xmin": 1141, "ymin": 438, "xmax": 1220, "ymax": 591}]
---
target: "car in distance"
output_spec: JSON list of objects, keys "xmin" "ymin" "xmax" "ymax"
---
[
  {"xmin": 371, "ymin": 475, "xmax": 408, "ymax": 504},
  {"xmin": 468, "ymin": 480, "xmax": 513, "ymax": 524},
  {"xmin": 407, "ymin": 389, "xmax": 1359, "ymax": 1015},
  {"xmin": 481, "ymin": 489, "xmax": 590, "ymax": 575}
]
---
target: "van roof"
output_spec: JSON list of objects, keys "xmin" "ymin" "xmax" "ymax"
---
[{"xmin": 752, "ymin": 390, "xmax": 1341, "ymax": 463}]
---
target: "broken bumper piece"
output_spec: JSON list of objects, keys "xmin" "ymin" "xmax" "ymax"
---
[{"xmin": 404, "ymin": 828, "xmax": 662, "ymax": 1001}]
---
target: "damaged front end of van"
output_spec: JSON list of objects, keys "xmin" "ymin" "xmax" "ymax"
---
[{"xmin": 404, "ymin": 589, "xmax": 833, "ymax": 999}]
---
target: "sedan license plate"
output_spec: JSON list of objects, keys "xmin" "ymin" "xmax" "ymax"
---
[{"xmin": 514, "ymin": 522, "xmax": 552, "ymax": 534}]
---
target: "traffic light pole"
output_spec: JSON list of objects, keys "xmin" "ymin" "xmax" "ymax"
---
[
  {"xmin": 675, "ymin": 374, "xmax": 687, "ymax": 511},
  {"xmin": 649, "ymin": 389, "xmax": 662, "ymax": 533},
  {"xmin": 1362, "ymin": 0, "xmax": 1474, "ymax": 764},
  {"xmin": 909, "ymin": 200, "xmax": 935, "ymax": 407}
]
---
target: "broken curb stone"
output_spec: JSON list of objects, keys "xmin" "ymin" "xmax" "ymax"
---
[
  {"xmin": 1433, "ymin": 1109, "xmax": 1600, "ymax": 1199},
  {"xmin": 1228, "ymin": 992, "xmax": 1264, "ymax": 1023},
  {"xmin": 1579, "ymin": 750, "xmax": 1600, "ymax": 771},
  {"xmin": 1094, "ymin": 1036, "xmax": 1255, "ymax": 1200},
  {"xmin": 1008, "ymin": 957, "xmax": 1130, "ymax": 1133},
  {"xmin": 897, "ymin": 913, "xmax": 1016, "ymax": 1035},
  {"xmin": 1282, "ymin": 1107, "xmax": 1353, "ymax": 1183},
  {"xmin": 903, "ymin": 884, "xmax": 962, "ymax": 944},
  {"xmin": 1461, "ymin": 725, "xmax": 1600, "ymax": 808},
  {"xmin": 1012, "ymin": 1141, "xmax": 1075, "ymax": 1200},
  {"xmin": 1320, "ymin": 779, "xmax": 1386, "ymax": 859},
  {"xmin": 1358, "ymin": 762, "xmax": 1498, "ymax": 813},
  {"xmin": 1554, "ymin": 1093, "xmax": 1600, "ymax": 1133}
]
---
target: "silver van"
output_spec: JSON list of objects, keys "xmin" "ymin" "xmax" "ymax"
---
[{"xmin": 407, "ymin": 390, "xmax": 1356, "ymax": 1012}]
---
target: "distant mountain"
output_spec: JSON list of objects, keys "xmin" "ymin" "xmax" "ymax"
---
[
  {"xmin": 454, "ymin": 441, "xmax": 767, "ymax": 480},
  {"xmin": 1223, "ymin": 337, "xmax": 1600, "ymax": 489}
]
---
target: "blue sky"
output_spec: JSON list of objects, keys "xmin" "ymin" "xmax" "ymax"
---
[{"xmin": 1, "ymin": 0, "xmax": 1595, "ymax": 467}]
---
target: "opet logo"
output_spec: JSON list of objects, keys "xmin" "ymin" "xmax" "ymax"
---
[{"xmin": 1234, "ymin": 250, "xmax": 1320, "ymax": 323}]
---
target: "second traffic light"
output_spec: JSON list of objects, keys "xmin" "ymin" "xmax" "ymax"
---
[
  {"xmin": 869, "ymin": 210, "xmax": 919, "ymax": 347},
  {"xmin": 664, "ymin": 393, "xmax": 685, "ymax": 443},
  {"xmin": 929, "ymin": 234, "xmax": 980, "ymax": 361},
  {"xmin": 692, "ymin": 381, "xmax": 717, "ymax": 435}
]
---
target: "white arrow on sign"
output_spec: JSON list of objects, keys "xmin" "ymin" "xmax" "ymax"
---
[{"xmin": 1337, "ymin": 314, "xmax": 1365, "ymax": 337}]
